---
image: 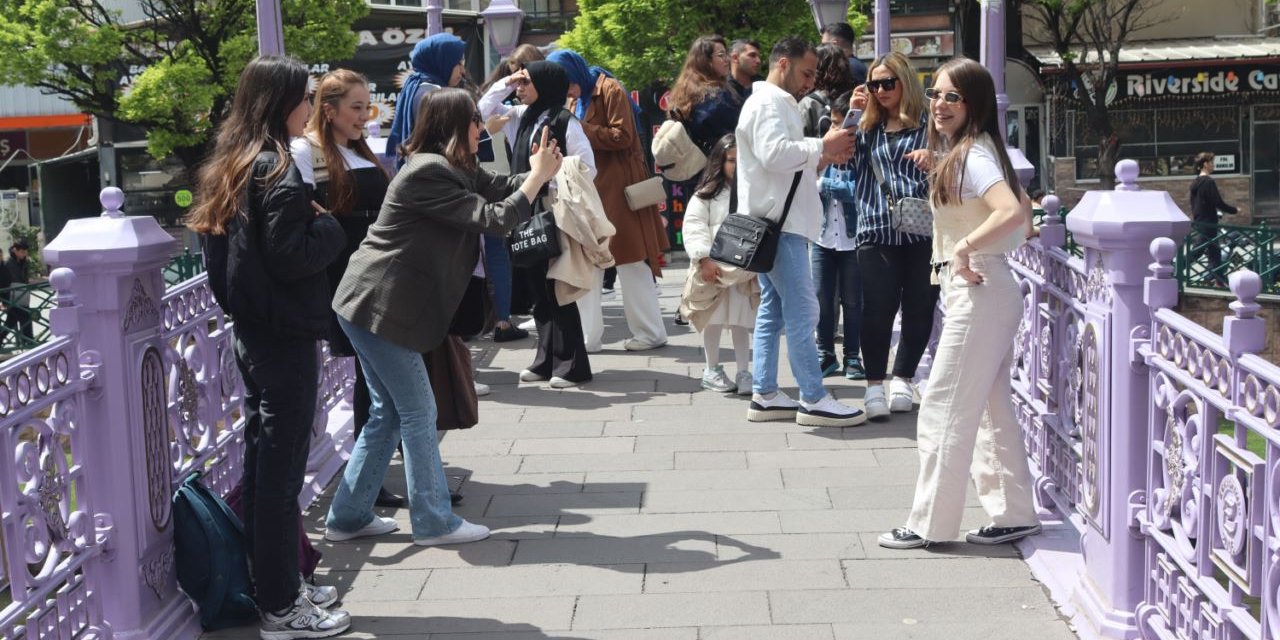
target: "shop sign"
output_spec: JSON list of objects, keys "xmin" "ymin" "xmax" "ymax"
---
[
  {"xmin": 0, "ymin": 132, "xmax": 27, "ymax": 158},
  {"xmin": 856, "ymin": 32, "xmax": 954, "ymax": 60},
  {"xmin": 1214, "ymin": 154, "xmax": 1236, "ymax": 172},
  {"xmin": 1121, "ymin": 67, "xmax": 1280, "ymax": 99}
]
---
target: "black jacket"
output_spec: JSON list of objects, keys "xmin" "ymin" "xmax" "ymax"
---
[
  {"xmin": 202, "ymin": 151, "xmax": 345, "ymax": 339},
  {"xmin": 1189, "ymin": 174, "xmax": 1237, "ymax": 225}
]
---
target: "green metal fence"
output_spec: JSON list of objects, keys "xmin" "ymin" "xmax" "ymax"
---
[
  {"xmin": 1032, "ymin": 204, "xmax": 1081, "ymax": 257},
  {"xmin": 1175, "ymin": 222, "xmax": 1280, "ymax": 294}
]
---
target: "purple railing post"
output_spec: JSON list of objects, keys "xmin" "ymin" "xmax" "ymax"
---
[
  {"xmin": 1063, "ymin": 160, "xmax": 1191, "ymax": 637},
  {"xmin": 42, "ymin": 188, "xmax": 197, "ymax": 638},
  {"xmin": 1039, "ymin": 195, "xmax": 1066, "ymax": 249}
]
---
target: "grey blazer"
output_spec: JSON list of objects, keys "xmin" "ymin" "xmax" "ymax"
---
[{"xmin": 334, "ymin": 153, "xmax": 531, "ymax": 353}]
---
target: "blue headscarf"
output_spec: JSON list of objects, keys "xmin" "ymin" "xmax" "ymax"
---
[
  {"xmin": 386, "ymin": 34, "xmax": 467, "ymax": 157},
  {"xmin": 546, "ymin": 49, "xmax": 642, "ymax": 123}
]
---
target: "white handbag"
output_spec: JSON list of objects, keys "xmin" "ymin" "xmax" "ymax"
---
[
  {"xmin": 869, "ymin": 136, "xmax": 933, "ymax": 238},
  {"xmin": 623, "ymin": 176, "xmax": 666, "ymax": 211}
]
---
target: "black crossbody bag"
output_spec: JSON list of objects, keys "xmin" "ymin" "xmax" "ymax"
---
[{"xmin": 708, "ymin": 171, "xmax": 803, "ymax": 273}]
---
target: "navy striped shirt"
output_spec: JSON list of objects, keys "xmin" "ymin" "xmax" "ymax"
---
[{"xmin": 852, "ymin": 122, "xmax": 930, "ymax": 247}]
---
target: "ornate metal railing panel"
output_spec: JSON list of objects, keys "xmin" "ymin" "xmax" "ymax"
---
[{"xmin": 0, "ymin": 270, "xmax": 111, "ymax": 639}]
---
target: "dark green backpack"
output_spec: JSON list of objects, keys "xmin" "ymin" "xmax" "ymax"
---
[{"xmin": 173, "ymin": 473, "xmax": 258, "ymax": 630}]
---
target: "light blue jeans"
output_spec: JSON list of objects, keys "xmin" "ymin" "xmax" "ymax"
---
[
  {"xmin": 327, "ymin": 316, "xmax": 462, "ymax": 539},
  {"xmin": 752, "ymin": 232, "xmax": 826, "ymax": 403}
]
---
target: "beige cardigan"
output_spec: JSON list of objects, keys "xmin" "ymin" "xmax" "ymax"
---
[{"xmin": 547, "ymin": 156, "xmax": 616, "ymax": 305}]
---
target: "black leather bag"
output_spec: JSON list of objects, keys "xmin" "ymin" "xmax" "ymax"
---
[
  {"xmin": 508, "ymin": 210, "xmax": 561, "ymax": 268},
  {"xmin": 709, "ymin": 171, "xmax": 803, "ymax": 273}
]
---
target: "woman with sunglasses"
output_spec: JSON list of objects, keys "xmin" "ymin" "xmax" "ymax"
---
[
  {"xmin": 880, "ymin": 57, "xmax": 1038, "ymax": 549},
  {"xmin": 849, "ymin": 51, "xmax": 937, "ymax": 420},
  {"xmin": 326, "ymin": 88, "xmax": 563, "ymax": 547},
  {"xmin": 669, "ymin": 35, "xmax": 740, "ymax": 154}
]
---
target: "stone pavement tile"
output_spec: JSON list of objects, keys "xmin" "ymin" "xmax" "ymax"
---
[
  {"xmin": 420, "ymin": 563, "xmax": 643, "ymax": 599},
  {"xmin": 588, "ymin": 366, "xmax": 695, "ymax": 382},
  {"xmin": 654, "ymin": 375, "xmax": 705, "ymax": 393},
  {"xmin": 429, "ymin": 629, "xmax": 699, "ymax": 640},
  {"xmin": 874, "ymin": 448, "xmax": 922, "ymax": 466},
  {"xmin": 630, "ymin": 405, "xmax": 805, "ymax": 430},
  {"xmin": 840, "ymin": 557, "xmax": 1037, "ymax": 589},
  {"xmin": 475, "ymin": 407, "xmax": 527, "ymax": 424},
  {"xmin": 828, "ymin": 485, "xmax": 981, "ymax": 509},
  {"xmin": 462, "ymin": 473, "xmax": 586, "ymax": 495},
  {"xmin": 486, "ymin": 491, "xmax": 642, "ymax": 517},
  {"xmin": 674, "ymin": 451, "xmax": 748, "ymax": 469},
  {"xmin": 583, "ymin": 469, "xmax": 783, "ymax": 492},
  {"xmin": 469, "ymin": 516, "xmax": 561, "ymax": 540},
  {"xmin": 746, "ymin": 450, "xmax": 879, "ymax": 469},
  {"xmin": 781, "ymin": 466, "xmax": 920, "ymax": 488},
  {"xmin": 450, "ymin": 420, "xmax": 607, "ymax": 440},
  {"xmin": 769, "ymin": 587, "xmax": 1061, "ymax": 625},
  {"xmin": 511, "ymin": 533, "xmax": 719, "ymax": 565},
  {"xmin": 854, "ymin": 532, "xmax": 1021, "ymax": 559},
  {"xmin": 438, "ymin": 438, "xmax": 515, "ymax": 456},
  {"xmin": 317, "ymin": 568, "xmax": 429, "ymax": 602},
  {"xmin": 643, "ymin": 489, "xmax": 832, "ymax": 513},
  {"xmin": 572, "ymin": 592, "xmax": 772, "ymax": 629},
  {"xmin": 716, "ymin": 533, "xmax": 865, "ymax": 561},
  {"xmin": 318, "ymin": 537, "xmax": 517, "ymax": 570},
  {"xmin": 831, "ymin": 621, "xmax": 1077, "ymax": 640},
  {"xmin": 780, "ymin": 507, "xmax": 990, "ymax": 533},
  {"xmin": 784, "ymin": 432, "xmax": 860, "ymax": 450},
  {"xmin": 605, "ymin": 419, "xmax": 805, "ymax": 437},
  {"xmin": 344, "ymin": 596, "xmax": 576, "ymax": 635},
  {"xmin": 644, "ymin": 559, "xmax": 846, "ymax": 593},
  {"xmin": 510, "ymin": 437, "xmax": 636, "ymax": 455},
  {"xmin": 553, "ymin": 512, "xmax": 783, "ymax": 538},
  {"xmin": 633, "ymin": 433, "xmax": 790, "ymax": 453},
  {"xmin": 518, "ymin": 452, "xmax": 674, "ymax": 473},
  {"xmin": 521, "ymin": 405, "xmax": 635, "ymax": 423},
  {"xmin": 700, "ymin": 624, "xmax": 836, "ymax": 640},
  {"xmin": 443, "ymin": 455, "xmax": 523, "ymax": 476}
]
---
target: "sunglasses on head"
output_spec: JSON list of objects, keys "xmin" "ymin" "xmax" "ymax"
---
[
  {"xmin": 866, "ymin": 77, "xmax": 898, "ymax": 93},
  {"xmin": 925, "ymin": 88, "xmax": 964, "ymax": 104}
]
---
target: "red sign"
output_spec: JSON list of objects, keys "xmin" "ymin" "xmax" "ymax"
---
[{"xmin": 0, "ymin": 132, "xmax": 27, "ymax": 158}]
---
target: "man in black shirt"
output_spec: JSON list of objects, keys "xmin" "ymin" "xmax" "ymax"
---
[
  {"xmin": 0, "ymin": 240, "xmax": 33, "ymax": 344},
  {"xmin": 728, "ymin": 39, "xmax": 763, "ymax": 102},
  {"xmin": 1187, "ymin": 152, "xmax": 1241, "ymax": 286}
]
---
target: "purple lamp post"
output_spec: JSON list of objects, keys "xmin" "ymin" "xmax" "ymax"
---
[
  {"xmin": 427, "ymin": 0, "xmax": 445, "ymax": 36},
  {"xmin": 255, "ymin": 0, "xmax": 285, "ymax": 55},
  {"xmin": 807, "ymin": 0, "xmax": 850, "ymax": 33},
  {"xmin": 482, "ymin": 0, "xmax": 527, "ymax": 57},
  {"xmin": 980, "ymin": 0, "xmax": 1034, "ymax": 187},
  {"xmin": 875, "ymin": 0, "xmax": 890, "ymax": 57}
]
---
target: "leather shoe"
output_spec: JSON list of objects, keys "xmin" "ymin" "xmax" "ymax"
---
[
  {"xmin": 450, "ymin": 492, "xmax": 463, "ymax": 505},
  {"xmin": 375, "ymin": 487, "xmax": 405, "ymax": 508}
]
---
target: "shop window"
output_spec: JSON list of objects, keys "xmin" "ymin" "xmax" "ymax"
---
[{"xmin": 1071, "ymin": 106, "xmax": 1242, "ymax": 180}]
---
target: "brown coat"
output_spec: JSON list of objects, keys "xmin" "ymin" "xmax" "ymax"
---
[{"xmin": 576, "ymin": 76, "xmax": 669, "ymax": 276}]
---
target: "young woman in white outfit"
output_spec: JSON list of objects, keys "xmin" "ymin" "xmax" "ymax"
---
[
  {"xmin": 679, "ymin": 134, "xmax": 756, "ymax": 394},
  {"xmin": 879, "ymin": 57, "xmax": 1041, "ymax": 549}
]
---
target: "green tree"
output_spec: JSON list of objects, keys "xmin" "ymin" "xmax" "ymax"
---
[
  {"xmin": 560, "ymin": 0, "xmax": 870, "ymax": 91},
  {"xmin": 0, "ymin": 0, "xmax": 367, "ymax": 169}
]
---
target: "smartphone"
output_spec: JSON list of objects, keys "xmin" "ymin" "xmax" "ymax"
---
[{"xmin": 842, "ymin": 109, "xmax": 863, "ymax": 130}]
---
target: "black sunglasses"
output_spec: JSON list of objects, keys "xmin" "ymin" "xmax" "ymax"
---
[
  {"xmin": 471, "ymin": 112, "xmax": 484, "ymax": 125},
  {"xmin": 925, "ymin": 88, "xmax": 964, "ymax": 104},
  {"xmin": 866, "ymin": 77, "xmax": 899, "ymax": 93}
]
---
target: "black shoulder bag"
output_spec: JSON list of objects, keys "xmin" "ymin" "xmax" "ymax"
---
[{"xmin": 708, "ymin": 171, "xmax": 803, "ymax": 273}]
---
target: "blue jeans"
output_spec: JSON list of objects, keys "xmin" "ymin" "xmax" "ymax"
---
[
  {"xmin": 327, "ymin": 316, "xmax": 462, "ymax": 539},
  {"xmin": 484, "ymin": 234, "xmax": 513, "ymax": 321},
  {"xmin": 752, "ymin": 232, "xmax": 826, "ymax": 403},
  {"xmin": 810, "ymin": 244, "xmax": 862, "ymax": 359}
]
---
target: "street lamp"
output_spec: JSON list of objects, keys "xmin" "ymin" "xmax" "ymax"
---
[
  {"xmin": 807, "ymin": 0, "xmax": 849, "ymax": 32},
  {"xmin": 979, "ymin": 0, "xmax": 1034, "ymax": 187},
  {"xmin": 482, "ymin": 0, "xmax": 526, "ymax": 57},
  {"xmin": 427, "ymin": 0, "xmax": 444, "ymax": 37},
  {"xmin": 875, "ymin": 0, "xmax": 890, "ymax": 57},
  {"xmin": 256, "ymin": 0, "xmax": 285, "ymax": 55}
]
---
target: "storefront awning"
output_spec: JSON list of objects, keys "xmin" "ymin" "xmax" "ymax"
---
[{"xmin": 1029, "ymin": 37, "xmax": 1280, "ymax": 70}]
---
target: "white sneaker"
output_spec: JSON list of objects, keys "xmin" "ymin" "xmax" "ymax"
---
[
  {"xmin": 324, "ymin": 515, "xmax": 398, "ymax": 542},
  {"xmin": 700, "ymin": 366, "xmax": 737, "ymax": 393},
  {"xmin": 864, "ymin": 385, "xmax": 890, "ymax": 420},
  {"xmin": 301, "ymin": 580, "xmax": 338, "ymax": 609},
  {"xmin": 747, "ymin": 390, "xmax": 800, "ymax": 422},
  {"xmin": 549, "ymin": 376, "xmax": 581, "ymax": 389},
  {"xmin": 889, "ymin": 378, "xmax": 915, "ymax": 413},
  {"xmin": 519, "ymin": 369, "xmax": 546, "ymax": 383},
  {"xmin": 260, "ymin": 594, "xmax": 350, "ymax": 640},
  {"xmin": 518, "ymin": 318, "xmax": 537, "ymax": 331},
  {"xmin": 624, "ymin": 338, "xmax": 667, "ymax": 351},
  {"xmin": 734, "ymin": 371, "xmax": 753, "ymax": 396},
  {"xmin": 797, "ymin": 394, "xmax": 867, "ymax": 428},
  {"xmin": 473, "ymin": 381, "xmax": 491, "ymax": 397},
  {"xmin": 414, "ymin": 519, "xmax": 491, "ymax": 546},
  {"xmin": 585, "ymin": 342, "xmax": 603, "ymax": 353}
]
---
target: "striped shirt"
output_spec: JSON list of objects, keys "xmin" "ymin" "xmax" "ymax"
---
[{"xmin": 852, "ymin": 121, "xmax": 930, "ymax": 247}]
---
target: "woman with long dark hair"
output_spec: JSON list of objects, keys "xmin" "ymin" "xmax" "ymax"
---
[
  {"xmin": 798, "ymin": 44, "xmax": 856, "ymax": 137},
  {"xmin": 189, "ymin": 55, "xmax": 350, "ymax": 638},
  {"xmin": 669, "ymin": 35, "xmax": 740, "ymax": 153},
  {"xmin": 879, "ymin": 57, "xmax": 1039, "ymax": 550},
  {"xmin": 325, "ymin": 88, "xmax": 562, "ymax": 546}
]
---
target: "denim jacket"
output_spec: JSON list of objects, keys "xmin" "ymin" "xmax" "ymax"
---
[{"xmin": 817, "ymin": 162, "xmax": 858, "ymax": 242}]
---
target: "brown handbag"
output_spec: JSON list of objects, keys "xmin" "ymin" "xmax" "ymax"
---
[{"xmin": 424, "ymin": 335, "xmax": 479, "ymax": 431}]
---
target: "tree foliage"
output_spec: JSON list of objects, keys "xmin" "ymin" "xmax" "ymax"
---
[
  {"xmin": 560, "ymin": 0, "xmax": 870, "ymax": 91},
  {"xmin": 0, "ymin": 0, "xmax": 367, "ymax": 166}
]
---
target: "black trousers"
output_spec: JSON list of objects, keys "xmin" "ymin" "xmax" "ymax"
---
[
  {"xmin": 233, "ymin": 327, "xmax": 318, "ymax": 612},
  {"xmin": 1187, "ymin": 225, "xmax": 1226, "ymax": 285},
  {"xmin": 4, "ymin": 307, "xmax": 32, "ymax": 343},
  {"xmin": 856, "ymin": 241, "xmax": 940, "ymax": 381},
  {"xmin": 527, "ymin": 261, "xmax": 592, "ymax": 382}
]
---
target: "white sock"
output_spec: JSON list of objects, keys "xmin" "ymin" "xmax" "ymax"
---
[
  {"xmin": 702, "ymin": 324, "xmax": 723, "ymax": 370},
  {"xmin": 730, "ymin": 327, "xmax": 750, "ymax": 375}
]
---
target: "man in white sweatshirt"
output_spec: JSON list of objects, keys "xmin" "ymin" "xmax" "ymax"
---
[{"xmin": 738, "ymin": 36, "xmax": 867, "ymax": 428}]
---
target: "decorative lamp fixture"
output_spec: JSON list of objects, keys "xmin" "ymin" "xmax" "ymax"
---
[
  {"xmin": 482, "ymin": 0, "xmax": 526, "ymax": 57},
  {"xmin": 807, "ymin": 0, "xmax": 849, "ymax": 32}
]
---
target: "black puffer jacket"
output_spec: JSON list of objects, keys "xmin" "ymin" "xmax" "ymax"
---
[{"xmin": 202, "ymin": 150, "xmax": 345, "ymax": 339}]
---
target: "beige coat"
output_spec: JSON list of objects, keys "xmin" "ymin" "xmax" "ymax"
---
[{"xmin": 548, "ymin": 156, "xmax": 616, "ymax": 305}]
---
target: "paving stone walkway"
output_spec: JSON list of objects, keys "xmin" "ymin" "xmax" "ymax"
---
[{"xmin": 206, "ymin": 264, "xmax": 1077, "ymax": 640}]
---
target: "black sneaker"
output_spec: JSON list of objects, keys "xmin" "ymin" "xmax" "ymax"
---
[
  {"xmin": 877, "ymin": 527, "xmax": 931, "ymax": 549},
  {"xmin": 374, "ymin": 487, "xmax": 405, "ymax": 508},
  {"xmin": 819, "ymin": 353, "xmax": 839, "ymax": 377},
  {"xmin": 965, "ymin": 523, "xmax": 1042, "ymax": 545},
  {"xmin": 843, "ymin": 356, "xmax": 866, "ymax": 380},
  {"xmin": 493, "ymin": 325, "xmax": 530, "ymax": 342}
]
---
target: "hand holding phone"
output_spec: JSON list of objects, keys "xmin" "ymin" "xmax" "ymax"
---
[{"xmin": 842, "ymin": 109, "xmax": 863, "ymax": 130}]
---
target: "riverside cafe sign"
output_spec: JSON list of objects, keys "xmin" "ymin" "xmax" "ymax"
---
[{"xmin": 1083, "ymin": 65, "xmax": 1280, "ymax": 105}]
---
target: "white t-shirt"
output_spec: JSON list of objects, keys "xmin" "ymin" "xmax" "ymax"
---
[
  {"xmin": 290, "ymin": 136, "xmax": 378, "ymax": 187},
  {"xmin": 959, "ymin": 138, "xmax": 1006, "ymax": 201}
]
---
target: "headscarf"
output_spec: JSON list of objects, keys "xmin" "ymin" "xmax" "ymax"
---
[
  {"xmin": 545, "ymin": 49, "xmax": 642, "ymax": 124},
  {"xmin": 511, "ymin": 61, "xmax": 570, "ymax": 175},
  {"xmin": 387, "ymin": 34, "xmax": 467, "ymax": 156}
]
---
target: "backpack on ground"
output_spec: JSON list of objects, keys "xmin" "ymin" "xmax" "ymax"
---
[
  {"xmin": 651, "ymin": 119, "xmax": 707, "ymax": 182},
  {"xmin": 173, "ymin": 473, "xmax": 259, "ymax": 630}
]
